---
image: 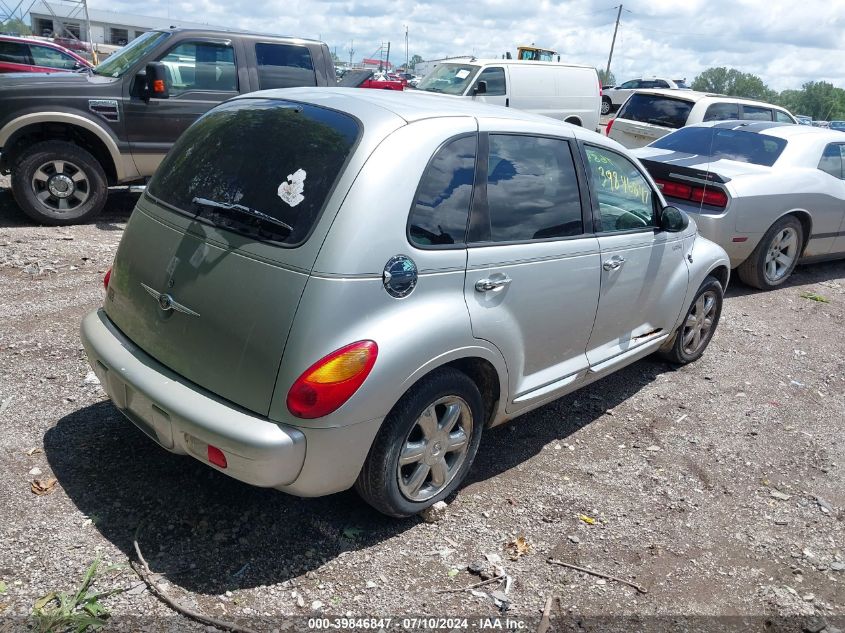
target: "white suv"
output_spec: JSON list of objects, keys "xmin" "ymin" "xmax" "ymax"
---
[
  {"xmin": 601, "ymin": 77, "xmax": 688, "ymax": 115},
  {"xmin": 607, "ymin": 90, "xmax": 797, "ymax": 148}
]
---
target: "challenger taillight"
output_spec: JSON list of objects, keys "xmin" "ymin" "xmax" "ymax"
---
[
  {"xmin": 606, "ymin": 118, "xmax": 615, "ymax": 135},
  {"xmin": 655, "ymin": 178, "xmax": 728, "ymax": 209},
  {"xmin": 103, "ymin": 268, "xmax": 112, "ymax": 290},
  {"xmin": 286, "ymin": 341, "xmax": 378, "ymax": 419}
]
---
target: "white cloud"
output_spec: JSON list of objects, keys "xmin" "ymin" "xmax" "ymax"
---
[{"xmin": 89, "ymin": 0, "xmax": 845, "ymax": 90}]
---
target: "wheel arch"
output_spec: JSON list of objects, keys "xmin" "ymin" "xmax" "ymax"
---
[
  {"xmin": 783, "ymin": 209, "xmax": 813, "ymax": 255},
  {"xmin": 707, "ymin": 264, "xmax": 730, "ymax": 290},
  {"xmin": 564, "ymin": 116, "xmax": 583, "ymax": 127},
  {"xmin": 394, "ymin": 347, "xmax": 509, "ymax": 429},
  {"xmin": 0, "ymin": 113, "xmax": 129, "ymax": 183}
]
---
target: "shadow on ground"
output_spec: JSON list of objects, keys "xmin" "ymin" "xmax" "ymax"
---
[
  {"xmin": 44, "ymin": 357, "xmax": 673, "ymax": 595},
  {"xmin": 725, "ymin": 259, "xmax": 845, "ymax": 298},
  {"xmin": 0, "ymin": 187, "xmax": 139, "ymax": 229}
]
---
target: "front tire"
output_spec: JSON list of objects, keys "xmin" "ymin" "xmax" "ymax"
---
[
  {"xmin": 736, "ymin": 215, "xmax": 803, "ymax": 290},
  {"xmin": 355, "ymin": 368, "xmax": 484, "ymax": 517},
  {"xmin": 601, "ymin": 97, "xmax": 612, "ymax": 115},
  {"xmin": 659, "ymin": 276, "xmax": 723, "ymax": 365},
  {"xmin": 11, "ymin": 140, "xmax": 108, "ymax": 226}
]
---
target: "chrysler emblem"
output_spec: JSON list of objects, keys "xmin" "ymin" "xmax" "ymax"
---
[{"xmin": 141, "ymin": 283, "xmax": 200, "ymax": 317}]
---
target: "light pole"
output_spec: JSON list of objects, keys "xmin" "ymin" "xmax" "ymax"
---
[{"xmin": 404, "ymin": 25, "xmax": 409, "ymax": 71}]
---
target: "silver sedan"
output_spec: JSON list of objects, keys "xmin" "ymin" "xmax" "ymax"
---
[{"xmin": 632, "ymin": 121, "xmax": 845, "ymax": 289}]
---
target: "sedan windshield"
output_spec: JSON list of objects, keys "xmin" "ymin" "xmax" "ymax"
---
[
  {"xmin": 650, "ymin": 127, "xmax": 787, "ymax": 167},
  {"xmin": 92, "ymin": 31, "xmax": 170, "ymax": 77},
  {"xmin": 417, "ymin": 63, "xmax": 480, "ymax": 95}
]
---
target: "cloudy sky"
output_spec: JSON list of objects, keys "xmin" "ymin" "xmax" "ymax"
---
[{"xmin": 90, "ymin": 0, "xmax": 844, "ymax": 91}]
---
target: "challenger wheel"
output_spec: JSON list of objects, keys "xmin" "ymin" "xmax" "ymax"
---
[{"xmin": 737, "ymin": 215, "xmax": 803, "ymax": 290}]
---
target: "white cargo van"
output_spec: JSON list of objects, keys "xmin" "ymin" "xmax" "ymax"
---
[{"xmin": 416, "ymin": 59, "xmax": 601, "ymax": 131}]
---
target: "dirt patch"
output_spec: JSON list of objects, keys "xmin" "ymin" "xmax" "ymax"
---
[{"xmin": 0, "ymin": 185, "xmax": 843, "ymax": 630}]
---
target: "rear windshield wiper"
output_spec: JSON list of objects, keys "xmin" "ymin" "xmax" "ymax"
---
[{"xmin": 191, "ymin": 197, "xmax": 293, "ymax": 232}]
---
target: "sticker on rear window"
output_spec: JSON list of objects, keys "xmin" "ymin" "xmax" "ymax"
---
[{"xmin": 278, "ymin": 169, "xmax": 306, "ymax": 207}]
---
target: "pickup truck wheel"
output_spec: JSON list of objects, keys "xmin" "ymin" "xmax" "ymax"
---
[
  {"xmin": 355, "ymin": 368, "xmax": 484, "ymax": 517},
  {"xmin": 659, "ymin": 276, "xmax": 723, "ymax": 365},
  {"xmin": 601, "ymin": 96, "xmax": 612, "ymax": 115},
  {"xmin": 11, "ymin": 141, "xmax": 108, "ymax": 225}
]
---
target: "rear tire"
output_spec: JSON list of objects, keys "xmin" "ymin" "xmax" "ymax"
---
[
  {"xmin": 736, "ymin": 215, "xmax": 803, "ymax": 290},
  {"xmin": 355, "ymin": 368, "xmax": 484, "ymax": 517},
  {"xmin": 601, "ymin": 97, "xmax": 612, "ymax": 115},
  {"xmin": 659, "ymin": 276, "xmax": 723, "ymax": 365},
  {"xmin": 11, "ymin": 140, "xmax": 108, "ymax": 226}
]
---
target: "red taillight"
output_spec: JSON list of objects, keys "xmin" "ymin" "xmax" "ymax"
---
[
  {"xmin": 103, "ymin": 268, "xmax": 112, "ymax": 290},
  {"xmin": 605, "ymin": 118, "xmax": 614, "ymax": 135},
  {"xmin": 654, "ymin": 178, "xmax": 692, "ymax": 199},
  {"xmin": 691, "ymin": 186, "xmax": 728, "ymax": 207},
  {"xmin": 287, "ymin": 341, "xmax": 378, "ymax": 419},
  {"xmin": 654, "ymin": 178, "xmax": 728, "ymax": 209},
  {"xmin": 598, "ymin": 77, "xmax": 602, "ymax": 97},
  {"xmin": 207, "ymin": 445, "xmax": 227, "ymax": 468}
]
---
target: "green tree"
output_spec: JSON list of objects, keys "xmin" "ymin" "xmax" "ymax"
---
[
  {"xmin": 1, "ymin": 17, "xmax": 32, "ymax": 35},
  {"xmin": 691, "ymin": 67, "xmax": 776, "ymax": 102},
  {"xmin": 597, "ymin": 69, "xmax": 615, "ymax": 87},
  {"xmin": 408, "ymin": 54, "xmax": 423, "ymax": 71},
  {"xmin": 786, "ymin": 81, "xmax": 845, "ymax": 120}
]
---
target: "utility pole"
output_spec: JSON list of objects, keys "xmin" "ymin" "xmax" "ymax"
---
[
  {"xmin": 348, "ymin": 40, "xmax": 354, "ymax": 67},
  {"xmin": 604, "ymin": 4, "xmax": 622, "ymax": 83},
  {"xmin": 404, "ymin": 25, "xmax": 409, "ymax": 70},
  {"xmin": 385, "ymin": 41, "xmax": 390, "ymax": 71}
]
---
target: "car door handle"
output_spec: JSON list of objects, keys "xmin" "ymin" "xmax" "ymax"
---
[
  {"xmin": 602, "ymin": 256, "xmax": 626, "ymax": 271},
  {"xmin": 475, "ymin": 276, "xmax": 512, "ymax": 292}
]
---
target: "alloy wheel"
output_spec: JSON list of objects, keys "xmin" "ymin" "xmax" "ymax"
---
[
  {"xmin": 397, "ymin": 396, "xmax": 473, "ymax": 502},
  {"xmin": 764, "ymin": 226, "xmax": 798, "ymax": 284},
  {"xmin": 682, "ymin": 290, "xmax": 718, "ymax": 356},
  {"xmin": 31, "ymin": 159, "xmax": 90, "ymax": 213}
]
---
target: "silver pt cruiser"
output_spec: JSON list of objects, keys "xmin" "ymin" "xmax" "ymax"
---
[{"xmin": 81, "ymin": 88, "xmax": 730, "ymax": 517}]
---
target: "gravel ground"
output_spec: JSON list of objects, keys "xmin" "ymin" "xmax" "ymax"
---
[{"xmin": 0, "ymin": 182, "xmax": 843, "ymax": 632}]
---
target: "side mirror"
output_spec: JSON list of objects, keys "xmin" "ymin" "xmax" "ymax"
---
[
  {"xmin": 660, "ymin": 205, "xmax": 690, "ymax": 232},
  {"xmin": 473, "ymin": 80, "xmax": 487, "ymax": 95},
  {"xmin": 145, "ymin": 62, "xmax": 169, "ymax": 99}
]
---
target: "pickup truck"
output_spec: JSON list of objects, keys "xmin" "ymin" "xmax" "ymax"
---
[{"xmin": 0, "ymin": 28, "xmax": 336, "ymax": 224}]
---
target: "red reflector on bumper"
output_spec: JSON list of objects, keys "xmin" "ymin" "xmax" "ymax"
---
[{"xmin": 207, "ymin": 445, "xmax": 227, "ymax": 468}]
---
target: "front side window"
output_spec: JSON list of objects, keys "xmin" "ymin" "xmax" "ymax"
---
[
  {"xmin": 703, "ymin": 102, "xmax": 740, "ymax": 122},
  {"xmin": 818, "ymin": 143, "xmax": 845, "ymax": 180},
  {"xmin": 158, "ymin": 41, "xmax": 236, "ymax": 92},
  {"xmin": 255, "ymin": 43, "xmax": 316, "ymax": 89},
  {"xmin": 482, "ymin": 135, "xmax": 583, "ymax": 243},
  {"xmin": 585, "ymin": 146, "xmax": 655, "ymax": 233},
  {"xmin": 408, "ymin": 135, "xmax": 477, "ymax": 247},
  {"xmin": 617, "ymin": 93, "xmax": 692, "ymax": 129},
  {"xmin": 742, "ymin": 105, "xmax": 773, "ymax": 121},
  {"xmin": 29, "ymin": 44, "xmax": 79, "ymax": 69},
  {"xmin": 475, "ymin": 67, "xmax": 506, "ymax": 96},
  {"xmin": 147, "ymin": 98, "xmax": 360, "ymax": 246},
  {"xmin": 0, "ymin": 41, "xmax": 30, "ymax": 65}
]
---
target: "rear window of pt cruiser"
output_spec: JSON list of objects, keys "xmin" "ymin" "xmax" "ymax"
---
[
  {"xmin": 617, "ymin": 93, "xmax": 693, "ymax": 129},
  {"xmin": 147, "ymin": 98, "xmax": 361, "ymax": 246}
]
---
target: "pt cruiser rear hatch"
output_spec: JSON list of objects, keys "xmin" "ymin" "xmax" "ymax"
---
[{"xmin": 103, "ymin": 98, "xmax": 361, "ymax": 416}]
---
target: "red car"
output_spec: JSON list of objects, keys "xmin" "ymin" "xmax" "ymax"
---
[
  {"xmin": 0, "ymin": 35, "xmax": 92, "ymax": 74},
  {"xmin": 339, "ymin": 69, "xmax": 404, "ymax": 91}
]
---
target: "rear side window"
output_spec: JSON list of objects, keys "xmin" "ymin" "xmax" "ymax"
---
[
  {"xmin": 742, "ymin": 105, "xmax": 773, "ymax": 121},
  {"xmin": 617, "ymin": 93, "xmax": 692, "ymax": 129},
  {"xmin": 650, "ymin": 127, "xmax": 787, "ymax": 167},
  {"xmin": 482, "ymin": 135, "xmax": 583, "ymax": 242},
  {"xmin": 775, "ymin": 110, "xmax": 795, "ymax": 123},
  {"xmin": 818, "ymin": 144, "xmax": 845, "ymax": 179},
  {"xmin": 0, "ymin": 41, "xmax": 30, "ymax": 64},
  {"xmin": 408, "ymin": 135, "xmax": 477, "ymax": 247},
  {"xmin": 147, "ymin": 98, "xmax": 360, "ymax": 246},
  {"xmin": 255, "ymin": 43, "xmax": 316, "ymax": 89},
  {"xmin": 703, "ymin": 102, "xmax": 740, "ymax": 122}
]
